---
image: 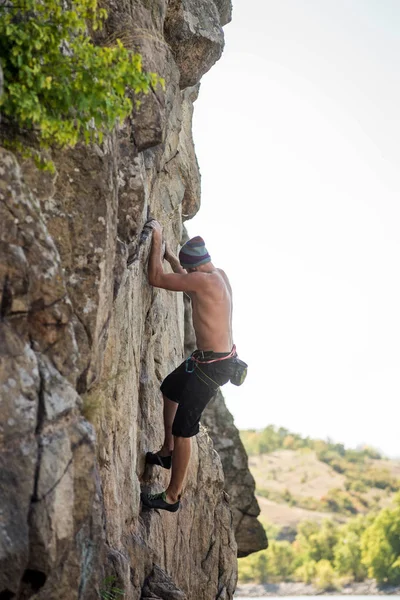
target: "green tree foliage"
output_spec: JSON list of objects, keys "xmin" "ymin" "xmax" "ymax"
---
[
  {"xmin": 361, "ymin": 494, "xmax": 400, "ymax": 584},
  {"xmin": 265, "ymin": 541, "xmax": 296, "ymax": 581},
  {"xmin": 238, "ymin": 498, "xmax": 400, "ymax": 588},
  {"xmin": 0, "ymin": 0, "xmax": 162, "ymax": 167},
  {"xmin": 333, "ymin": 515, "xmax": 369, "ymax": 581},
  {"xmin": 294, "ymin": 560, "xmax": 317, "ymax": 584},
  {"xmin": 238, "ymin": 550, "xmax": 268, "ymax": 584},
  {"xmin": 313, "ymin": 560, "xmax": 337, "ymax": 591},
  {"xmin": 238, "ymin": 542, "xmax": 295, "ymax": 584},
  {"xmin": 294, "ymin": 519, "xmax": 338, "ymax": 564}
]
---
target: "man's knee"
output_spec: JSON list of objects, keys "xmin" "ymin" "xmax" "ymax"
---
[
  {"xmin": 163, "ymin": 393, "xmax": 179, "ymax": 404},
  {"xmin": 172, "ymin": 423, "xmax": 199, "ymax": 438},
  {"xmin": 173, "ymin": 434, "xmax": 193, "ymax": 442}
]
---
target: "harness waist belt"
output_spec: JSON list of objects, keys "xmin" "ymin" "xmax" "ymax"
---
[{"xmin": 191, "ymin": 345, "xmax": 237, "ymax": 364}]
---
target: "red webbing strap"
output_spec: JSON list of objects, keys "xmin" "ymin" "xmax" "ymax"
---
[{"xmin": 191, "ymin": 344, "xmax": 236, "ymax": 365}]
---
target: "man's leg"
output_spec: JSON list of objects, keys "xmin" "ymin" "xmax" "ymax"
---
[
  {"xmin": 142, "ymin": 367, "xmax": 209, "ymax": 511},
  {"xmin": 141, "ymin": 428, "xmax": 190, "ymax": 512},
  {"xmin": 165, "ymin": 435, "xmax": 191, "ymax": 503},
  {"xmin": 145, "ymin": 394, "xmax": 178, "ymax": 468},
  {"xmin": 160, "ymin": 395, "xmax": 178, "ymax": 456}
]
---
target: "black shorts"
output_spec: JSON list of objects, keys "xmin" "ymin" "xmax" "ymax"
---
[{"xmin": 160, "ymin": 351, "xmax": 234, "ymax": 438}]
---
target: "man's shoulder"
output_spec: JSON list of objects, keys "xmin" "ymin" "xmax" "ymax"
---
[
  {"xmin": 216, "ymin": 268, "xmax": 231, "ymax": 286},
  {"xmin": 206, "ymin": 269, "xmax": 228, "ymax": 285},
  {"xmin": 188, "ymin": 268, "xmax": 229, "ymax": 289},
  {"xmin": 182, "ymin": 270, "xmax": 211, "ymax": 292},
  {"xmin": 200, "ymin": 269, "xmax": 231, "ymax": 296}
]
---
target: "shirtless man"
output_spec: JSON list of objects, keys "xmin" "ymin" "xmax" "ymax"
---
[{"xmin": 141, "ymin": 220, "xmax": 234, "ymax": 512}]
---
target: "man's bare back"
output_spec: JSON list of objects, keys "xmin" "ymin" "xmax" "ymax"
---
[{"xmin": 188, "ymin": 268, "xmax": 233, "ymax": 352}]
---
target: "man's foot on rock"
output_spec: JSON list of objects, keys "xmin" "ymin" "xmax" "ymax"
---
[
  {"xmin": 145, "ymin": 451, "xmax": 172, "ymax": 470},
  {"xmin": 141, "ymin": 491, "xmax": 180, "ymax": 512}
]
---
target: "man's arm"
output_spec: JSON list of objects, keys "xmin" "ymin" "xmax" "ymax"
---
[
  {"xmin": 164, "ymin": 242, "xmax": 187, "ymax": 274},
  {"xmin": 148, "ymin": 221, "xmax": 205, "ymax": 292},
  {"xmin": 148, "ymin": 220, "xmax": 165, "ymax": 283}
]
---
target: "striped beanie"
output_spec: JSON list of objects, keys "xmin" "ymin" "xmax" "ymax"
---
[{"xmin": 179, "ymin": 236, "xmax": 211, "ymax": 268}]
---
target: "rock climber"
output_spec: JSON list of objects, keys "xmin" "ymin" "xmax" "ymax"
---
[{"xmin": 141, "ymin": 220, "xmax": 236, "ymax": 512}]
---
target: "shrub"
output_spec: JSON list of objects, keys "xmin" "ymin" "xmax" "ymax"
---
[
  {"xmin": 320, "ymin": 488, "xmax": 358, "ymax": 515},
  {"xmin": 294, "ymin": 560, "xmax": 317, "ymax": 584},
  {"xmin": 313, "ymin": 559, "xmax": 337, "ymax": 591},
  {"xmin": 283, "ymin": 488, "xmax": 294, "ymax": 505},
  {"xmin": 360, "ymin": 446, "xmax": 382, "ymax": 460},
  {"xmin": 316, "ymin": 449, "xmax": 347, "ymax": 473},
  {"xmin": 345, "ymin": 479, "xmax": 367, "ymax": 493},
  {"xmin": 363, "ymin": 468, "xmax": 400, "ymax": 492}
]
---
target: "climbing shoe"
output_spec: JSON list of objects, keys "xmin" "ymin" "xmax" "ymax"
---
[
  {"xmin": 141, "ymin": 491, "xmax": 180, "ymax": 512},
  {"xmin": 145, "ymin": 451, "xmax": 172, "ymax": 470}
]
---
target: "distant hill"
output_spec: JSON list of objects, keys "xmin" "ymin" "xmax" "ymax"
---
[{"xmin": 240, "ymin": 425, "xmax": 400, "ymax": 530}]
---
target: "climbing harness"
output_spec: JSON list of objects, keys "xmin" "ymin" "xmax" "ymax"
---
[
  {"xmin": 185, "ymin": 345, "xmax": 236, "ymax": 375},
  {"xmin": 184, "ymin": 345, "xmax": 248, "ymax": 387},
  {"xmin": 190, "ymin": 345, "xmax": 237, "ymax": 364}
]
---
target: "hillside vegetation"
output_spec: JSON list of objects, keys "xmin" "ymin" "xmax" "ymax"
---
[
  {"xmin": 242, "ymin": 426, "xmax": 400, "ymax": 516},
  {"xmin": 239, "ymin": 426, "xmax": 400, "ymax": 589}
]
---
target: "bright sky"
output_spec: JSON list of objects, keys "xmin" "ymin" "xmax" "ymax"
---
[{"xmin": 187, "ymin": 0, "xmax": 400, "ymax": 458}]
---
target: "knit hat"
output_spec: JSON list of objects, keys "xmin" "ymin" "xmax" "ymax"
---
[{"xmin": 179, "ymin": 236, "xmax": 211, "ymax": 268}]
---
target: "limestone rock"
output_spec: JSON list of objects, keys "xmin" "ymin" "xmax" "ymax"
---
[
  {"xmin": 214, "ymin": 0, "xmax": 233, "ymax": 26},
  {"xmin": 25, "ymin": 419, "xmax": 103, "ymax": 600},
  {"xmin": 179, "ymin": 86, "xmax": 202, "ymax": 219},
  {"xmin": 38, "ymin": 355, "xmax": 82, "ymax": 421},
  {"xmin": 141, "ymin": 564, "xmax": 187, "ymax": 599},
  {"xmin": 164, "ymin": 0, "xmax": 225, "ymax": 89},
  {"xmin": 0, "ymin": 329, "xmax": 38, "ymax": 596},
  {"xmin": 0, "ymin": 150, "xmax": 80, "ymax": 384}
]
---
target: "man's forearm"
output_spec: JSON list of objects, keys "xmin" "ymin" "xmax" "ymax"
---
[
  {"xmin": 148, "ymin": 233, "xmax": 164, "ymax": 286},
  {"xmin": 166, "ymin": 251, "xmax": 186, "ymax": 274}
]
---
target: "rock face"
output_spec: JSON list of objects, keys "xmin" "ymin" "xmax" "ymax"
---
[
  {"xmin": 203, "ymin": 392, "xmax": 269, "ymax": 557},
  {"xmin": 164, "ymin": 0, "xmax": 225, "ymax": 89},
  {"xmin": 0, "ymin": 1, "xmax": 265, "ymax": 599}
]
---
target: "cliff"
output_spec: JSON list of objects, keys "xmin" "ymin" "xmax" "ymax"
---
[{"xmin": 0, "ymin": 1, "xmax": 266, "ymax": 599}]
